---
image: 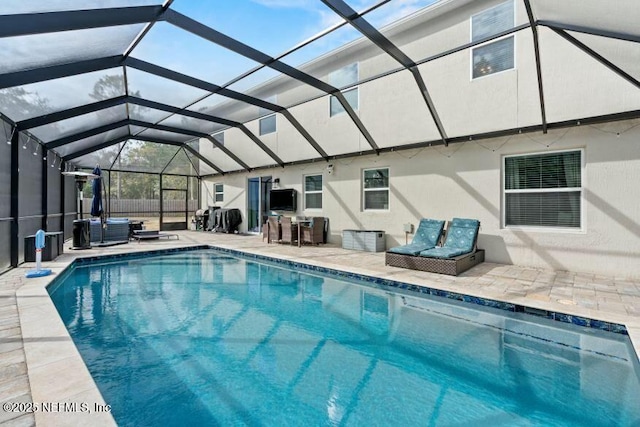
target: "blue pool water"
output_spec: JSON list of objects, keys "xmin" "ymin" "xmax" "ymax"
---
[{"xmin": 49, "ymin": 249, "xmax": 640, "ymax": 426}]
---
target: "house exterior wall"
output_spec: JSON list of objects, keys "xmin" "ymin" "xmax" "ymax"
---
[
  {"xmin": 198, "ymin": 0, "xmax": 640, "ymax": 278},
  {"xmin": 203, "ymin": 120, "xmax": 640, "ymax": 279}
]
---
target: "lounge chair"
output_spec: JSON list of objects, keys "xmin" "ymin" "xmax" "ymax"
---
[
  {"xmin": 387, "ymin": 218, "xmax": 445, "ymax": 255},
  {"xmin": 386, "ymin": 218, "xmax": 484, "ymax": 276}
]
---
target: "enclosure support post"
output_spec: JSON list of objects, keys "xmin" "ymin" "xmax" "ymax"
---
[
  {"xmin": 10, "ymin": 129, "xmax": 19, "ymax": 267},
  {"xmin": 185, "ymin": 177, "xmax": 189, "ymax": 228},
  {"xmin": 159, "ymin": 174, "xmax": 163, "ymax": 232},
  {"xmin": 41, "ymin": 149, "xmax": 48, "ymax": 230}
]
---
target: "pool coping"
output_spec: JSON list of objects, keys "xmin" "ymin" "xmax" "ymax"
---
[{"xmin": 16, "ymin": 243, "xmax": 640, "ymax": 426}]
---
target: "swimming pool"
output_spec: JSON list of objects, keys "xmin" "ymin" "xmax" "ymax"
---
[{"xmin": 49, "ymin": 249, "xmax": 640, "ymax": 426}]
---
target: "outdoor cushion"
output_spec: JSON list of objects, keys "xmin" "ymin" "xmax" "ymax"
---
[
  {"xmin": 441, "ymin": 218, "xmax": 479, "ymax": 251},
  {"xmin": 419, "ymin": 217, "xmax": 479, "ymax": 259},
  {"xmin": 388, "ymin": 242, "xmax": 435, "ymax": 256},
  {"xmin": 418, "ymin": 246, "xmax": 467, "ymax": 259},
  {"xmin": 388, "ymin": 218, "xmax": 445, "ymax": 255}
]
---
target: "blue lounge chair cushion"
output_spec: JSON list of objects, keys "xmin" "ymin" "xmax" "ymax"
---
[
  {"xmin": 419, "ymin": 218, "xmax": 480, "ymax": 259},
  {"xmin": 418, "ymin": 247, "xmax": 467, "ymax": 259},
  {"xmin": 442, "ymin": 218, "xmax": 479, "ymax": 252},
  {"xmin": 388, "ymin": 243, "xmax": 435, "ymax": 256},
  {"xmin": 388, "ymin": 218, "xmax": 445, "ymax": 255}
]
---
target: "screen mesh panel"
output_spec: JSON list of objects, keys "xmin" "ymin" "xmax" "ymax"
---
[
  {"xmin": 47, "ymin": 152, "xmax": 63, "ymax": 215},
  {"xmin": 170, "ymin": 0, "xmax": 335, "ymax": 58},
  {"xmin": 136, "ymin": 128, "xmax": 195, "ymax": 143},
  {"xmin": 0, "ymin": 25, "xmax": 144, "ymax": 74},
  {"xmin": 126, "ymin": 67, "xmax": 209, "ymax": 109},
  {"xmin": 570, "ymin": 32, "xmax": 640, "ymax": 82},
  {"xmin": 530, "ymin": 0, "xmax": 640, "ymax": 39},
  {"xmin": 186, "ymin": 139, "xmax": 243, "ymax": 173},
  {"xmin": 18, "ymin": 134, "xmax": 43, "ymax": 216},
  {"xmin": 186, "ymin": 94, "xmax": 262, "ymax": 124},
  {"xmin": 55, "ymin": 126, "xmax": 129, "ymax": 157},
  {"xmin": 0, "ymin": 120, "xmax": 11, "ymax": 218},
  {"xmin": 357, "ymin": 69, "xmax": 441, "ymax": 148},
  {"xmin": 129, "ymin": 22, "xmax": 260, "ymax": 87},
  {"xmin": 164, "ymin": 148, "xmax": 196, "ymax": 176},
  {"xmin": 72, "ymin": 141, "xmax": 127, "ymax": 170},
  {"xmin": 157, "ymin": 114, "xmax": 227, "ymax": 136},
  {"xmin": 227, "ymin": 67, "xmax": 325, "ymax": 110},
  {"xmin": 0, "ymin": 0, "xmax": 162, "ymax": 14},
  {"xmin": 115, "ymin": 140, "xmax": 180, "ymax": 174},
  {"xmin": 281, "ymin": 23, "xmax": 399, "ymax": 88},
  {"xmin": 0, "ymin": 69, "xmax": 124, "ymax": 123},
  {"xmin": 30, "ymin": 105, "xmax": 128, "ymax": 143},
  {"xmin": 184, "ymin": 148, "xmax": 217, "ymax": 176}
]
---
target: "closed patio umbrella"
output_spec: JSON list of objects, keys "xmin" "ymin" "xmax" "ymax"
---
[
  {"xmin": 91, "ymin": 165, "xmax": 103, "ymax": 218},
  {"xmin": 91, "ymin": 166, "xmax": 104, "ymax": 243}
]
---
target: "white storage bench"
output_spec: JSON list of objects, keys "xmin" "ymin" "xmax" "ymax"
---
[{"xmin": 342, "ymin": 230, "xmax": 386, "ymax": 252}]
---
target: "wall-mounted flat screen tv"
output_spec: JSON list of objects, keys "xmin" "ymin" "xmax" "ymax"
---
[{"xmin": 270, "ymin": 189, "xmax": 297, "ymax": 211}]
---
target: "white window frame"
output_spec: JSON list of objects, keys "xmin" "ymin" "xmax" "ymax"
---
[
  {"xmin": 259, "ymin": 114, "xmax": 277, "ymax": 135},
  {"xmin": 469, "ymin": 0, "xmax": 516, "ymax": 81},
  {"xmin": 362, "ymin": 167, "xmax": 390, "ymax": 212},
  {"xmin": 501, "ymin": 148, "xmax": 585, "ymax": 233},
  {"xmin": 329, "ymin": 63, "xmax": 359, "ymax": 117},
  {"xmin": 214, "ymin": 183, "xmax": 224, "ymax": 204},
  {"xmin": 303, "ymin": 174, "xmax": 323, "ymax": 211}
]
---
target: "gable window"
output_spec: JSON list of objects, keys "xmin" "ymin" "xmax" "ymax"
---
[
  {"xmin": 259, "ymin": 95, "xmax": 277, "ymax": 135},
  {"xmin": 503, "ymin": 150, "xmax": 582, "ymax": 229},
  {"xmin": 329, "ymin": 63, "xmax": 359, "ymax": 117},
  {"xmin": 213, "ymin": 132, "xmax": 224, "ymax": 146},
  {"xmin": 259, "ymin": 114, "xmax": 276, "ymax": 135},
  {"xmin": 214, "ymin": 184, "xmax": 224, "ymax": 203},
  {"xmin": 471, "ymin": 0, "xmax": 515, "ymax": 79},
  {"xmin": 304, "ymin": 174, "xmax": 323, "ymax": 210},
  {"xmin": 363, "ymin": 167, "xmax": 389, "ymax": 211}
]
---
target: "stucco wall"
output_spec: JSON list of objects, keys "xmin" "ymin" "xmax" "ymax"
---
[{"xmin": 203, "ymin": 119, "xmax": 640, "ymax": 279}]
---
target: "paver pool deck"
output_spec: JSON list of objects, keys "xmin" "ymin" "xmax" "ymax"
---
[{"xmin": 1, "ymin": 230, "xmax": 639, "ymax": 426}]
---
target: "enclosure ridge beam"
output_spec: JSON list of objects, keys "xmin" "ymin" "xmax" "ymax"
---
[
  {"xmin": 548, "ymin": 27, "xmax": 640, "ymax": 90},
  {"xmin": 62, "ymin": 136, "xmax": 130, "ymax": 161},
  {"xmin": 46, "ymin": 119, "xmax": 130, "ymax": 149},
  {"xmin": 127, "ymin": 96, "xmax": 240, "ymax": 127},
  {"xmin": 0, "ymin": 6, "xmax": 165, "ymax": 38},
  {"xmin": 125, "ymin": 58, "xmax": 284, "ymax": 112},
  {"xmin": 524, "ymin": 0, "xmax": 548, "ymax": 133},
  {"xmin": 164, "ymin": 10, "xmax": 380, "ymax": 153},
  {"xmin": 17, "ymin": 95, "xmax": 129, "ymax": 130},
  {"xmin": 0, "ymin": 55, "xmax": 123, "ymax": 90}
]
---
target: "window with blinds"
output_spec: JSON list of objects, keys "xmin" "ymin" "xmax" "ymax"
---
[
  {"xmin": 304, "ymin": 174, "xmax": 323, "ymax": 210},
  {"xmin": 471, "ymin": 0, "xmax": 515, "ymax": 79},
  {"xmin": 329, "ymin": 63, "xmax": 359, "ymax": 117},
  {"xmin": 363, "ymin": 167, "xmax": 389, "ymax": 211},
  {"xmin": 503, "ymin": 150, "xmax": 582, "ymax": 229}
]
